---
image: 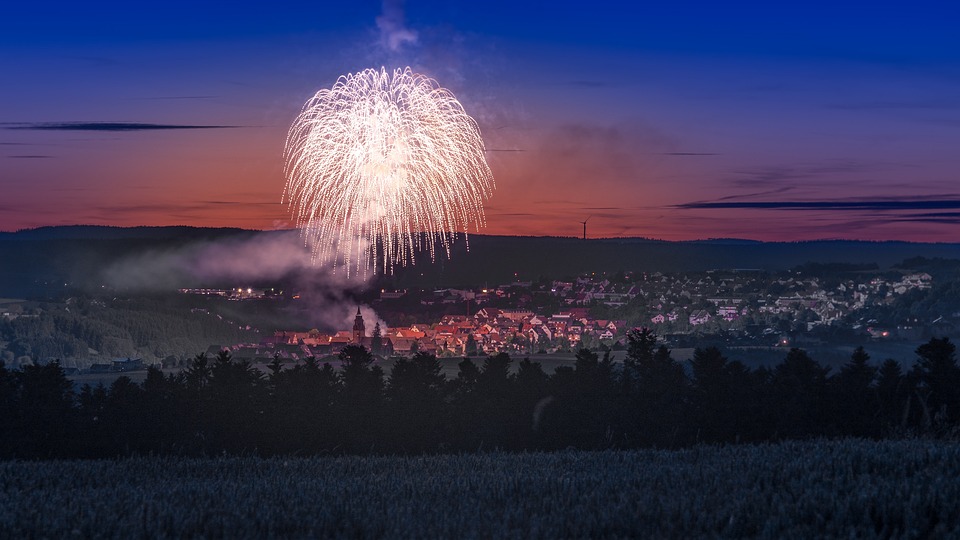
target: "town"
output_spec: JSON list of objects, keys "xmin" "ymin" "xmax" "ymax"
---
[
  {"xmin": 204, "ymin": 266, "xmax": 939, "ymax": 363},
  {"xmin": 1, "ymin": 264, "xmax": 946, "ymax": 373}
]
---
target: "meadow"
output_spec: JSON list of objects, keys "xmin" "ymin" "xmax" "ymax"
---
[{"xmin": 2, "ymin": 439, "xmax": 958, "ymax": 538}]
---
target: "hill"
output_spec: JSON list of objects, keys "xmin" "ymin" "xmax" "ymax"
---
[
  {"xmin": 3, "ymin": 226, "xmax": 960, "ymax": 295},
  {"xmin": 386, "ymin": 234, "xmax": 960, "ymax": 287}
]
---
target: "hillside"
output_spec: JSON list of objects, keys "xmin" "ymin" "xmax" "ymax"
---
[{"xmin": 4, "ymin": 226, "xmax": 960, "ymax": 295}]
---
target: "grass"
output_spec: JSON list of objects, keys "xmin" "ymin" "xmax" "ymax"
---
[{"xmin": 2, "ymin": 439, "xmax": 959, "ymax": 538}]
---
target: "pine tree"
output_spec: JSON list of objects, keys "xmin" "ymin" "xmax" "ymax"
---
[{"xmin": 371, "ymin": 322, "xmax": 383, "ymax": 357}]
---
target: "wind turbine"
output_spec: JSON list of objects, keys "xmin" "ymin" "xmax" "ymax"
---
[{"xmin": 579, "ymin": 216, "xmax": 591, "ymax": 240}]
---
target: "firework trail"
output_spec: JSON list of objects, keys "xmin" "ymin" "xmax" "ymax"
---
[{"xmin": 283, "ymin": 67, "xmax": 494, "ymax": 275}]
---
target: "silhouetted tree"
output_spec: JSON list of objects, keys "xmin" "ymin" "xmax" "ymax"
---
[
  {"xmin": 76, "ymin": 382, "xmax": 109, "ymax": 456},
  {"xmin": 622, "ymin": 327, "xmax": 656, "ymax": 389},
  {"xmin": 831, "ymin": 346, "xmax": 878, "ymax": 437},
  {"xmin": 387, "ymin": 352, "xmax": 447, "ymax": 452},
  {"xmin": 0, "ymin": 362, "xmax": 17, "ymax": 457},
  {"xmin": 690, "ymin": 346, "xmax": 743, "ymax": 443},
  {"xmin": 476, "ymin": 353, "xmax": 515, "ymax": 449},
  {"xmin": 104, "ymin": 376, "xmax": 146, "ymax": 454},
  {"xmin": 337, "ymin": 345, "xmax": 385, "ymax": 452},
  {"xmin": 913, "ymin": 337, "xmax": 960, "ymax": 425},
  {"xmin": 621, "ymin": 328, "xmax": 687, "ymax": 447},
  {"xmin": 140, "ymin": 366, "xmax": 188, "ymax": 453},
  {"xmin": 267, "ymin": 352, "xmax": 283, "ymax": 378},
  {"xmin": 206, "ymin": 350, "xmax": 266, "ymax": 453},
  {"xmin": 184, "ymin": 353, "xmax": 211, "ymax": 394},
  {"xmin": 513, "ymin": 357, "xmax": 549, "ymax": 447},
  {"xmin": 269, "ymin": 357, "xmax": 339, "ymax": 453},
  {"xmin": 465, "ymin": 333, "xmax": 479, "ymax": 357},
  {"xmin": 8, "ymin": 334, "xmax": 960, "ymax": 459},
  {"xmin": 772, "ymin": 348, "xmax": 830, "ymax": 438},
  {"xmin": 16, "ymin": 361, "xmax": 76, "ymax": 457},
  {"xmin": 876, "ymin": 358, "xmax": 908, "ymax": 432},
  {"xmin": 371, "ymin": 323, "xmax": 383, "ymax": 357},
  {"xmin": 540, "ymin": 348, "xmax": 616, "ymax": 449}
]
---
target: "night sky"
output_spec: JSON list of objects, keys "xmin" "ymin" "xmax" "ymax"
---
[{"xmin": 2, "ymin": 1, "xmax": 959, "ymax": 241}]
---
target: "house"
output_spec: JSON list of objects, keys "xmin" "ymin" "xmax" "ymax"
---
[
  {"xmin": 357, "ymin": 336, "xmax": 394, "ymax": 356},
  {"xmin": 689, "ymin": 310, "xmax": 711, "ymax": 326},
  {"xmin": 474, "ymin": 307, "xmax": 502, "ymax": 321},
  {"xmin": 500, "ymin": 310, "xmax": 534, "ymax": 322},
  {"xmin": 392, "ymin": 327, "xmax": 426, "ymax": 340},
  {"xmin": 391, "ymin": 338, "xmax": 418, "ymax": 355},
  {"xmin": 112, "ymin": 358, "xmax": 144, "ymax": 372},
  {"xmin": 718, "ymin": 306, "xmax": 739, "ymax": 321}
]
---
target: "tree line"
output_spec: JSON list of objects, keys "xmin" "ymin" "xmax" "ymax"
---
[{"xmin": 1, "ymin": 330, "xmax": 959, "ymax": 459}]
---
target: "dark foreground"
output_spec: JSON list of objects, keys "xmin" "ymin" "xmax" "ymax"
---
[{"xmin": 2, "ymin": 439, "xmax": 958, "ymax": 538}]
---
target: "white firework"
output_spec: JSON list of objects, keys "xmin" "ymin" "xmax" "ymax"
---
[{"xmin": 283, "ymin": 66, "xmax": 494, "ymax": 275}]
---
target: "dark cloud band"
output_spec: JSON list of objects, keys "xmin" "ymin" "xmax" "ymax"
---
[{"xmin": 677, "ymin": 200, "xmax": 960, "ymax": 211}]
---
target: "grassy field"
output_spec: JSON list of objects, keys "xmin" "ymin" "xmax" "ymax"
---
[{"xmin": 2, "ymin": 439, "xmax": 959, "ymax": 538}]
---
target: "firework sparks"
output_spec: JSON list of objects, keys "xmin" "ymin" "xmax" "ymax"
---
[{"xmin": 283, "ymin": 67, "xmax": 494, "ymax": 275}]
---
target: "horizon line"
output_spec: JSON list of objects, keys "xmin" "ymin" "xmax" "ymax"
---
[{"xmin": 0, "ymin": 224, "xmax": 956, "ymax": 245}]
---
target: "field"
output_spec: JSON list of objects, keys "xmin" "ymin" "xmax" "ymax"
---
[{"xmin": 2, "ymin": 439, "xmax": 959, "ymax": 538}]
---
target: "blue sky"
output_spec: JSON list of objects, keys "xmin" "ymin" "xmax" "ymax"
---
[{"xmin": 2, "ymin": 1, "xmax": 959, "ymax": 240}]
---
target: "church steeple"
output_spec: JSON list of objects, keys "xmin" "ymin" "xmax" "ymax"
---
[{"xmin": 353, "ymin": 307, "xmax": 365, "ymax": 343}]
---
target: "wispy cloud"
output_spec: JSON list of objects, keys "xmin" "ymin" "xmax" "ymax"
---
[
  {"xmin": 709, "ymin": 186, "xmax": 795, "ymax": 202},
  {"xmin": 7, "ymin": 155, "xmax": 53, "ymax": 158},
  {"xmin": 3, "ymin": 122, "xmax": 239, "ymax": 131},
  {"xmin": 727, "ymin": 162, "xmax": 868, "ymax": 188},
  {"xmin": 907, "ymin": 212, "xmax": 960, "ymax": 218},
  {"xmin": 134, "ymin": 96, "xmax": 218, "ymax": 100},
  {"xmin": 676, "ymin": 199, "xmax": 960, "ymax": 211},
  {"xmin": 894, "ymin": 216, "xmax": 960, "ymax": 224},
  {"xmin": 826, "ymin": 99, "xmax": 960, "ymax": 111},
  {"xmin": 94, "ymin": 201, "xmax": 281, "ymax": 216}
]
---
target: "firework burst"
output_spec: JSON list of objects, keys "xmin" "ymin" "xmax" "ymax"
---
[{"xmin": 283, "ymin": 67, "xmax": 494, "ymax": 275}]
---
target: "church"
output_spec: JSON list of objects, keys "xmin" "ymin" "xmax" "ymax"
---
[{"xmin": 351, "ymin": 307, "xmax": 393, "ymax": 356}]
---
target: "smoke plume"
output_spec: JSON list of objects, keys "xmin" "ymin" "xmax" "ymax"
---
[
  {"xmin": 376, "ymin": 0, "xmax": 418, "ymax": 52},
  {"xmin": 100, "ymin": 230, "xmax": 387, "ymax": 332}
]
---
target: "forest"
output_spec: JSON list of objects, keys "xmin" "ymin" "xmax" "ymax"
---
[
  {"xmin": 1, "ymin": 329, "xmax": 958, "ymax": 459},
  {"xmin": 0, "ymin": 296, "xmax": 258, "ymax": 366}
]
